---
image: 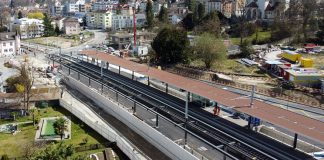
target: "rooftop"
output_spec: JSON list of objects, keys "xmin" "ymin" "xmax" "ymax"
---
[
  {"xmin": 0, "ymin": 32, "xmax": 16, "ymax": 41},
  {"xmin": 80, "ymin": 50, "xmax": 324, "ymax": 143}
]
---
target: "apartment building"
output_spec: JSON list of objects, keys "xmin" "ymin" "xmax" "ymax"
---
[
  {"xmin": 111, "ymin": 13, "xmax": 146, "ymax": 31},
  {"xmin": 0, "ymin": 32, "xmax": 21, "ymax": 57},
  {"xmin": 63, "ymin": 17, "xmax": 81, "ymax": 35},
  {"xmin": 10, "ymin": 18, "xmax": 44, "ymax": 39},
  {"xmin": 86, "ymin": 10, "xmax": 113, "ymax": 29}
]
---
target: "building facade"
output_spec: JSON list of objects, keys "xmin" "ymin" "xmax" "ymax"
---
[
  {"xmin": 86, "ymin": 11, "xmax": 113, "ymax": 29},
  {"xmin": 63, "ymin": 17, "xmax": 81, "ymax": 35},
  {"xmin": 10, "ymin": 18, "xmax": 44, "ymax": 39},
  {"xmin": 0, "ymin": 32, "xmax": 21, "ymax": 57}
]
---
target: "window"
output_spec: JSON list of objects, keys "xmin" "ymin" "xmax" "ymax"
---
[
  {"xmin": 9, "ymin": 48, "xmax": 13, "ymax": 52},
  {"xmin": 10, "ymin": 42, "xmax": 13, "ymax": 46},
  {"xmin": 4, "ymin": 49, "xmax": 8, "ymax": 52},
  {"xmin": 3, "ymin": 43, "xmax": 6, "ymax": 46}
]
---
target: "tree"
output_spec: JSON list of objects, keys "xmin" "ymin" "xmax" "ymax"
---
[
  {"xmin": 187, "ymin": 0, "xmax": 196, "ymax": 11},
  {"xmin": 119, "ymin": 0, "xmax": 127, "ymax": 4},
  {"xmin": 197, "ymin": 3, "xmax": 205, "ymax": 20},
  {"xmin": 27, "ymin": 12, "xmax": 45, "ymax": 20},
  {"xmin": 18, "ymin": 11, "xmax": 23, "ymax": 19},
  {"xmin": 54, "ymin": 24, "xmax": 60, "ymax": 36},
  {"xmin": 19, "ymin": 64, "xmax": 34, "ymax": 111},
  {"xmin": 43, "ymin": 13, "xmax": 55, "ymax": 37},
  {"xmin": 33, "ymin": 142, "xmax": 74, "ymax": 159},
  {"xmin": 145, "ymin": 0, "xmax": 154, "ymax": 29},
  {"xmin": 239, "ymin": 40, "xmax": 255, "ymax": 58},
  {"xmin": 181, "ymin": 13, "xmax": 196, "ymax": 30},
  {"xmin": 316, "ymin": 19, "xmax": 324, "ymax": 43},
  {"xmin": 195, "ymin": 11, "xmax": 221, "ymax": 37},
  {"xmin": 1, "ymin": 155, "xmax": 9, "ymax": 160},
  {"xmin": 82, "ymin": 16, "xmax": 87, "ymax": 27},
  {"xmin": 152, "ymin": 27, "xmax": 189, "ymax": 65},
  {"xmin": 194, "ymin": 33, "xmax": 226, "ymax": 69},
  {"xmin": 53, "ymin": 117, "xmax": 68, "ymax": 140},
  {"xmin": 158, "ymin": 6, "xmax": 168, "ymax": 23}
]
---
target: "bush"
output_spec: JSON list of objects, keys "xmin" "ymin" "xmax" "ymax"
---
[{"xmin": 1, "ymin": 154, "xmax": 9, "ymax": 160}]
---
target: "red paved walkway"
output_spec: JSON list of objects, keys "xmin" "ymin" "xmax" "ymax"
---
[{"xmin": 81, "ymin": 50, "xmax": 324, "ymax": 143}]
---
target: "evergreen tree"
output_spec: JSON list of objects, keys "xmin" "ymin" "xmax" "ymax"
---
[
  {"xmin": 18, "ymin": 11, "xmax": 23, "ymax": 19},
  {"xmin": 54, "ymin": 24, "xmax": 60, "ymax": 36},
  {"xmin": 158, "ymin": 6, "xmax": 168, "ymax": 23},
  {"xmin": 152, "ymin": 27, "xmax": 189, "ymax": 65},
  {"xmin": 316, "ymin": 19, "xmax": 324, "ymax": 43},
  {"xmin": 187, "ymin": 0, "xmax": 196, "ymax": 11},
  {"xmin": 43, "ymin": 13, "xmax": 54, "ymax": 37},
  {"xmin": 145, "ymin": 0, "xmax": 154, "ymax": 28},
  {"xmin": 119, "ymin": 0, "xmax": 127, "ymax": 4},
  {"xmin": 197, "ymin": 3, "xmax": 204, "ymax": 20}
]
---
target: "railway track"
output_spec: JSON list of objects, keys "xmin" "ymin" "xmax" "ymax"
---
[{"xmin": 50, "ymin": 54, "xmax": 314, "ymax": 160}]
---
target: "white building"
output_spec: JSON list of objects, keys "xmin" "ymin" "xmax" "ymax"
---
[
  {"xmin": 0, "ymin": 32, "xmax": 21, "ymax": 57},
  {"xmin": 51, "ymin": 1, "xmax": 64, "ymax": 16},
  {"xmin": 204, "ymin": 0, "xmax": 222, "ymax": 13},
  {"xmin": 10, "ymin": 18, "xmax": 44, "ymax": 39},
  {"xmin": 111, "ymin": 13, "xmax": 146, "ymax": 31},
  {"xmin": 86, "ymin": 10, "xmax": 113, "ymax": 29},
  {"xmin": 91, "ymin": 1, "xmax": 118, "ymax": 11}
]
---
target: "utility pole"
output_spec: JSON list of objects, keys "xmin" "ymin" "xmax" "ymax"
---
[{"xmin": 250, "ymin": 85, "xmax": 255, "ymax": 108}]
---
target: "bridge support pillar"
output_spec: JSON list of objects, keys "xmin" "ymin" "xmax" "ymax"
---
[
  {"xmin": 106, "ymin": 62, "xmax": 109, "ymax": 70},
  {"xmin": 155, "ymin": 114, "xmax": 159, "ymax": 128},
  {"xmin": 132, "ymin": 71, "xmax": 134, "ymax": 80},
  {"xmin": 293, "ymin": 133, "xmax": 298, "ymax": 149},
  {"xmin": 165, "ymin": 83, "xmax": 168, "ymax": 93},
  {"xmin": 118, "ymin": 66, "xmax": 121, "ymax": 74},
  {"xmin": 148, "ymin": 77, "xmax": 150, "ymax": 86},
  {"xmin": 100, "ymin": 62, "xmax": 103, "ymax": 77},
  {"xmin": 101, "ymin": 83, "xmax": 104, "ymax": 94},
  {"xmin": 133, "ymin": 102, "xmax": 136, "ymax": 114}
]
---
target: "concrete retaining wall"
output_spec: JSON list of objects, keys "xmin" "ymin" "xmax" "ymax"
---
[
  {"xmin": 259, "ymin": 126, "xmax": 322, "ymax": 153},
  {"xmin": 63, "ymin": 75, "xmax": 198, "ymax": 160}
]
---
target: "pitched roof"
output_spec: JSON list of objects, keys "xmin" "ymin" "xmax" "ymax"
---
[
  {"xmin": 0, "ymin": 32, "xmax": 16, "ymax": 41},
  {"xmin": 246, "ymin": 1, "xmax": 258, "ymax": 8}
]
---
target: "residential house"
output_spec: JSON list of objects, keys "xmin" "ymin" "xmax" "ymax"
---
[
  {"xmin": 0, "ymin": 32, "xmax": 21, "ymax": 57},
  {"xmin": 10, "ymin": 18, "xmax": 44, "ymax": 39},
  {"xmin": 63, "ymin": 17, "xmax": 81, "ymax": 35},
  {"xmin": 91, "ymin": 1, "xmax": 118, "ymax": 11},
  {"xmin": 51, "ymin": 1, "xmax": 64, "ymax": 16},
  {"xmin": 111, "ymin": 13, "xmax": 146, "ymax": 31},
  {"xmin": 245, "ymin": 0, "xmax": 289, "ymax": 20},
  {"xmin": 232, "ymin": 0, "xmax": 246, "ymax": 16},
  {"xmin": 53, "ymin": 17, "xmax": 66, "ymax": 31},
  {"xmin": 222, "ymin": 0, "xmax": 233, "ymax": 18},
  {"xmin": 202, "ymin": 0, "xmax": 223, "ymax": 13},
  {"xmin": 86, "ymin": 10, "xmax": 113, "ymax": 29}
]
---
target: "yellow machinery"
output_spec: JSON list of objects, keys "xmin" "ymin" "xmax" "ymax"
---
[
  {"xmin": 281, "ymin": 50, "xmax": 301, "ymax": 63},
  {"xmin": 300, "ymin": 58, "xmax": 314, "ymax": 68}
]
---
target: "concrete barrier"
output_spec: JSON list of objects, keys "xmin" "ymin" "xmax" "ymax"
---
[
  {"xmin": 259, "ymin": 126, "xmax": 322, "ymax": 153},
  {"xmin": 63, "ymin": 75, "xmax": 198, "ymax": 160}
]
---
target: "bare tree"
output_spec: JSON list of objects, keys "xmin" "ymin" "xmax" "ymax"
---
[{"xmin": 18, "ymin": 64, "xmax": 35, "ymax": 111}]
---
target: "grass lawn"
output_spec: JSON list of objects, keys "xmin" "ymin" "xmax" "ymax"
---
[
  {"xmin": 190, "ymin": 59, "xmax": 263, "ymax": 75},
  {"xmin": 230, "ymin": 31, "xmax": 271, "ymax": 45},
  {"xmin": 0, "ymin": 106, "xmax": 108, "ymax": 158},
  {"xmin": 0, "ymin": 123, "xmax": 35, "ymax": 157}
]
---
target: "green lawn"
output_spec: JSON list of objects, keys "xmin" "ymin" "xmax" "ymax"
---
[
  {"xmin": 230, "ymin": 31, "xmax": 271, "ymax": 45},
  {"xmin": 0, "ymin": 123, "xmax": 35, "ymax": 157},
  {"xmin": 0, "ymin": 106, "xmax": 108, "ymax": 158}
]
